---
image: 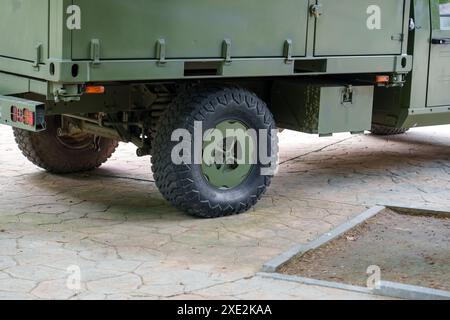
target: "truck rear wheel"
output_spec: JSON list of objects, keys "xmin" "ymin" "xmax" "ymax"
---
[
  {"xmin": 370, "ymin": 124, "xmax": 409, "ymax": 136},
  {"xmin": 13, "ymin": 116, "xmax": 119, "ymax": 174},
  {"xmin": 151, "ymin": 85, "xmax": 278, "ymax": 218}
]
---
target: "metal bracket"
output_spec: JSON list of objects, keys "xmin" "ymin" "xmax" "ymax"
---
[
  {"xmin": 156, "ymin": 39, "xmax": 167, "ymax": 66},
  {"xmin": 90, "ymin": 39, "xmax": 101, "ymax": 66},
  {"xmin": 391, "ymin": 34, "xmax": 404, "ymax": 42},
  {"xmin": 310, "ymin": 4, "xmax": 323, "ymax": 18},
  {"xmin": 284, "ymin": 39, "xmax": 294, "ymax": 64},
  {"xmin": 52, "ymin": 85, "xmax": 82, "ymax": 103},
  {"xmin": 388, "ymin": 73, "xmax": 407, "ymax": 88},
  {"xmin": 222, "ymin": 39, "xmax": 232, "ymax": 65},
  {"xmin": 33, "ymin": 43, "xmax": 42, "ymax": 70}
]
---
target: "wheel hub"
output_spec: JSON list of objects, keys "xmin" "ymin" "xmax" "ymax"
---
[{"xmin": 201, "ymin": 120, "xmax": 255, "ymax": 190}]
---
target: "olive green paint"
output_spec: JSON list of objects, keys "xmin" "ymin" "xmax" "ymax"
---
[
  {"xmin": 271, "ymin": 82, "xmax": 374, "ymax": 134},
  {"xmin": 202, "ymin": 121, "xmax": 254, "ymax": 190},
  {"xmin": 0, "ymin": 0, "xmax": 450, "ymax": 132}
]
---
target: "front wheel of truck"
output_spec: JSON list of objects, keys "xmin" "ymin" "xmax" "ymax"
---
[
  {"xmin": 13, "ymin": 115, "xmax": 119, "ymax": 174},
  {"xmin": 151, "ymin": 85, "xmax": 278, "ymax": 218}
]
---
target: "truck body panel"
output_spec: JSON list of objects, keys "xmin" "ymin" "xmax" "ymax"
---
[
  {"xmin": 0, "ymin": 0, "xmax": 49, "ymax": 62},
  {"xmin": 314, "ymin": 0, "xmax": 405, "ymax": 56},
  {"xmin": 427, "ymin": 3, "xmax": 450, "ymax": 107},
  {"xmin": 72, "ymin": 0, "xmax": 310, "ymax": 60},
  {"xmin": 0, "ymin": 0, "xmax": 412, "ymax": 81}
]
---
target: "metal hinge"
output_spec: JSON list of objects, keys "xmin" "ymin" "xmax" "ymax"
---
[
  {"xmin": 90, "ymin": 39, "xmax": 101, "ymax": 66},
  {"xmin": 53, "ymin": 88, "xmax": 82, "ymax": 103},
  {"xmin": 156, "ymin": 39, "xmax": 167, "ymax": 66},
  {"xmin": 52, "ymin": 84, "xmax": 82, "ymax": 103},
  {"xmin": 310, "ymin": 4, "xmax": 323, "ymax": 18},
  {"xmin": 222, "ymin": 39, "xmax": 232, "ymax": 65},
  {"xmin": 33, "ymin": 43, "xmax": 42, "ymax": 70},
  {"xmin": 391, "ymin": 34, "xmax": 404, "ymax": 42},
  {"xmin": 284, "ymin": 39, "xmax": 294, "ymax": 64}
]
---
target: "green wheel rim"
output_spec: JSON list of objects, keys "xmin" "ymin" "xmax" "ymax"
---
[{"xmin": 201, "ymin": 120, "xmax": 255, "ymax": 190}]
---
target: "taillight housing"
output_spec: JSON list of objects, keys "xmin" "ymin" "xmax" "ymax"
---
[
  {"xmin": 1, "ymin": 96, "xmax": 45, "ymax": 132},
  {"xmin": 11, "ymin": 106, "xmax": 35, "ymax": 127},
  {"xmin": 10, "ymin": 106, "xmax": 18, "ymax": 122}
]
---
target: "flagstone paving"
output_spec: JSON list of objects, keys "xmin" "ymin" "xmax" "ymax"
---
[{"xmin": 0, "ymin": 125, "xmax": 449, "ymax": 300}]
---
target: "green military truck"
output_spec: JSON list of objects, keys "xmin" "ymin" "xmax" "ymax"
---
[{"xmin": 1, "ymin": 0, "xmax": 449, "ymax": 218}]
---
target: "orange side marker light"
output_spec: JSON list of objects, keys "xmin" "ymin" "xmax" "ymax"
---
[
  {"xmin": 85, "ymin": 85, "xmax": 105, "ymax": 94},
  {"xmin": 375, "ymin": 75, "xmax": 390, "ymax": 84}
]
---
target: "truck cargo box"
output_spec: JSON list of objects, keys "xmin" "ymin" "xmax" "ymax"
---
[{"xmin": 0, "ymin": 0, "xmax": 407, "ymax": 61}]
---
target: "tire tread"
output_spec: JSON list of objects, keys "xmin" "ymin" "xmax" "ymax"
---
[{"xmin": 151, "ymin": 84, "xmax": 277, "ymax": 218}]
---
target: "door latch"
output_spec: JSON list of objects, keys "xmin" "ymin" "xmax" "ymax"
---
[
  {"xmin": 431, "ymin": 38, "xmax": 450, "ymax": 45},
  {"xmin": 341, "ymin": 86, "xmax": 354, "ymax": 107},
  {"xmin": 310, "ymin": 4, "xmax": 323, "ymax": 18}
]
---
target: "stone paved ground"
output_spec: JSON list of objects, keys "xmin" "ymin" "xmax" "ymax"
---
[{"xmin": 0, "ymin": 125, "xmax": 449, "ymax": 300}]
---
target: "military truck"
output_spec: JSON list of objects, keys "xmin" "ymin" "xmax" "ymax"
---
[{"xmin": 1, "ymin": 0, "xmax": 449, "ymax": 218}]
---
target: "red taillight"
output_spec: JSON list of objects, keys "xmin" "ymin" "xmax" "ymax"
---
[
  {"xmin": 23, "ymin": 109, "xmax": 34, "ymax": 126},
  {"xmin": 10, "ymin": 106, "xmax": 34, "ymax": 126},
  {"xmin": 11, "ymin": 106, "xmax": 18, "ymax": 122}
]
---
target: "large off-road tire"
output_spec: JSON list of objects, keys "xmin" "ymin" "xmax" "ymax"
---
[
  {"xmin": 151, "ymin": 85, "xmax": 278, "ymax": 218},
  {"xmin": 370, "ymin": 124, "xmax": 409, "ymax": 136},
  {"xmin": 13, "ymin": 115, "xmax": 119, "ymax": 174}
]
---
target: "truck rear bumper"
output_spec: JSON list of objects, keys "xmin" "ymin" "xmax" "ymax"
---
[{"xmin": 0, "ymin": 95, "xmax": 45, "ymax": 132}]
